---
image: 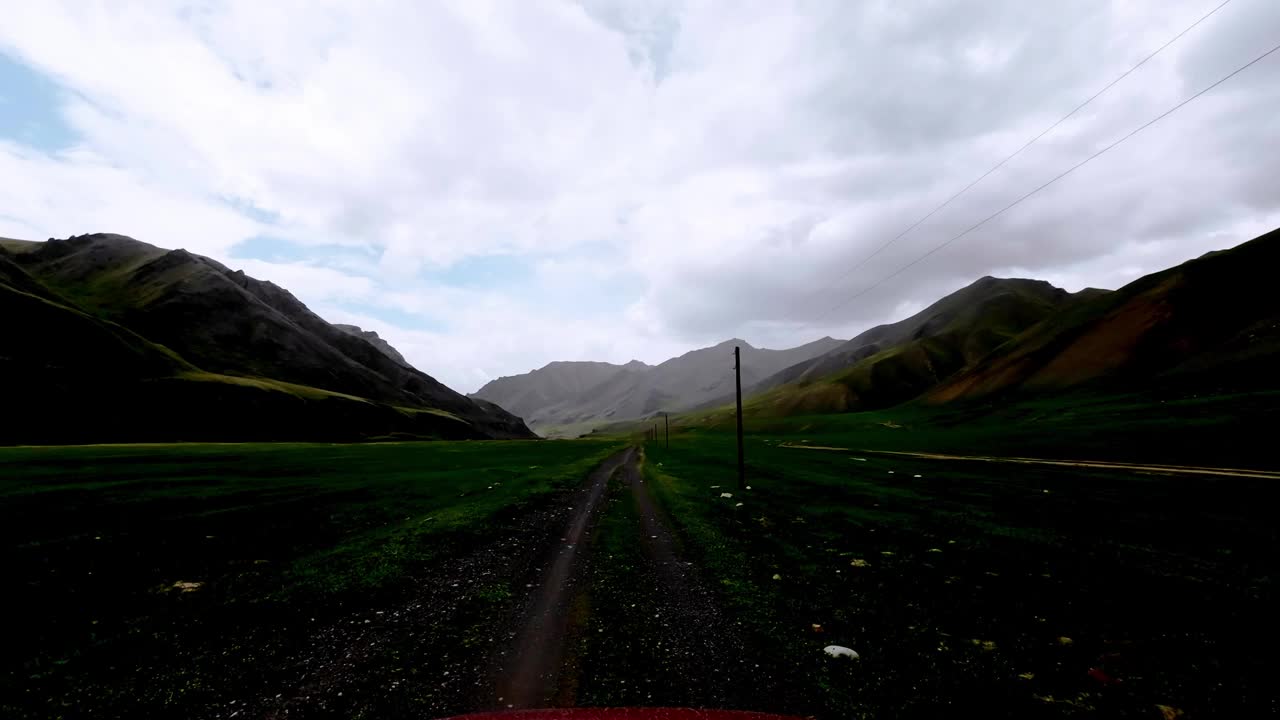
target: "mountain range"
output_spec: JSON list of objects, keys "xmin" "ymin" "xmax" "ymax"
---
[
  {"xmin": 7, "ymin": 226, "xmax": 1275, "ymax": 444},
  {"xmin": 0, "ymin": 233, "xmax": 533, "ymax": 443},
  {"xmin": 471, "ymin": 337, "xmax": 845, "ymax": 435},
  {"xmin": 484, "ymin": 226, "xmax": 1280, "ymax": 434}
]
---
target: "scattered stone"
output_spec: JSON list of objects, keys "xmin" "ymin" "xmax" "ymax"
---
[
  {"xmin": 171, "ymin": 580, "xmax": 204, "ymax": 593},
  {"xmin": 1155, "ymin": 705, "xmax": 1185, "ymax": 720},
  {"xmin": 823, "ymin": 645, "xmax": 859, "ymax": 659},
  {"xmin": 720, "ymin": 492, "xmax": 733, "ymax": 498},
  {"xmin": 1018, "ymin": 672, "xmax": 1035, "ymax": 680},
  {"xmin": 927, "ymin": 548, "xmax": 942, "ymax": 553},
  {"xmin": 811, "ymin": 624, "xmax": 824, "ymax": 633},
  {"xmin": 913, "ymin": 474, "xmax": 922, "ymax": 478},
  {"xmin": 1056, "ymin": 636, "xmax": 1074, "ymax": 646},
  {"xmin": 850, "ymin": 559, "xmax": 870, "ymax": 568},
  {"xmin": 772, "ymin": 574, "xmax": 782, "ymax": 581},
  {"xmin": 1087, "ymin": 667, "xmax": 1118, "ymax": 686}
]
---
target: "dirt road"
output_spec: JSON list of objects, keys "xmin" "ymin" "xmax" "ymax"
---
[
  {"xmin": 223, "ymin": 447, "xmax": 780, "ymax": 719},
  {"xmin": 780, "ymin": 443, "xmax": 1280, "ymax": 479},
  {"xmin": 606, "ymin": 452, "xmax": 776, "ymax": 710},
  {"xmin": 490, "ymin": 447, "xmax": 777, "ymax": 712},
  {"xmin": 491, "ymin": 447, "xmax": 635, "ymax": 709}
]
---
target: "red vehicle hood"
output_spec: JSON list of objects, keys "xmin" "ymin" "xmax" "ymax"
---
[{"xmin": 444, "ymin": 710, "xmax": 802, "ymax": 720}]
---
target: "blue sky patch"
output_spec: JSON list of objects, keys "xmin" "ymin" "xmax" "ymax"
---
[{"xmin": 0, "ymin": 52, "xmax": 77, "ymax": 150}]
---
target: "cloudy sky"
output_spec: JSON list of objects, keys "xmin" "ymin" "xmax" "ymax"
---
[{"xmin": 2, "ymin": 0, "xmax": 1278, "ymax": 393}]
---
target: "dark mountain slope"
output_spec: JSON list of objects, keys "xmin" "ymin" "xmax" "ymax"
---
[
  {"xmin": 930, "ymin": 226, "xmax": 1280, "ymax": 402},
  {"xmin": 1, "ymin": 234, "xmax": 533, "ymax": 442}
]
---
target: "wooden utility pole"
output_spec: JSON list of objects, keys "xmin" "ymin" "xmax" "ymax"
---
[
  {"xmin": 734, "ymin": 345, "xmax": 745, "ymax": 489},
  {"xmin": 664, "ymin": 412, "xmax": 669, "ymax": 449}
]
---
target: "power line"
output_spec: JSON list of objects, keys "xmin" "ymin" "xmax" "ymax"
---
[
  {"xmin": 820, "ymin": 38, "xmax": 1280, "ymax": 319},
  {"xmin": 804, "ymin": 0, "xmax": 1234, "ymax": 308}
]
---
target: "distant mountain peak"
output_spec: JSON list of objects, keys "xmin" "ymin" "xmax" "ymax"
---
[{"xmin": 473, "ymin": 336, "xmax": 847, "ymax": 435}]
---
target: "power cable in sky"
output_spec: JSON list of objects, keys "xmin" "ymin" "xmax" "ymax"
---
[
  {"xmin": 803, "ymin": 0, "xmax": 1235, "ymax": 312},
  {"xmin": 818, "ymin": 37, "xmax": 1280, "ymax": 321}
]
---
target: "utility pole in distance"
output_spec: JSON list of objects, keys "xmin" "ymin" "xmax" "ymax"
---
[
  {"xmin": 664, "ymin": 412, "xmax": 669, "ymax": 449},
  {"xmin": 734, "ymin": 345, "xmax": 745, "ymax": 489}
]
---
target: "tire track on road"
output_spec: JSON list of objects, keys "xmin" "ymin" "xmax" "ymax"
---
[
  {"xmin": 490, "ymin": 447, "xmax": 635, "ymax": 709},
  {"xmin": 568, "ymin": 449, "xmax": 782, "ymax": 711}
]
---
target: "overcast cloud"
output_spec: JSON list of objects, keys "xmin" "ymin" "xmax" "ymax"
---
[{"xmin": 2, "ymin": 0, "xmax": 1278, "ymax": 392}]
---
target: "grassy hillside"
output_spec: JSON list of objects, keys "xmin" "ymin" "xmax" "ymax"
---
[
  {"xmin": 682, "ymin": 227, "xmax": 1278, "ymax": 427},
  {"xmin": 742, "ymin": 278, "xmax": 1089, "ymax": 399},
  {"xmin": 727, "ymin": 278, "xmax": 1087, "ymax": 417},
  {"xmin": 1, "ymin": 234, "xmax": 533, "ymax": 443},
  {"xmin": 931, "ymin": 226, "xmax": 1280, "ymax": 402}
]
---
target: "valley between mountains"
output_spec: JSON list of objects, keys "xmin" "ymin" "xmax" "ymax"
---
[{"xmin": 3, "ymin": 227, "xmax": 1278, "ymax": 719}]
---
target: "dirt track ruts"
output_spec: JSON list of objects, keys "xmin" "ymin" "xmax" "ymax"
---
[
  {"xmin": 616, "ymin": 451, "xmax": 778, "ymax": 711},
  {"xmin": 490, "ymin": 447, "xmax": 635, "ymax": 709}
]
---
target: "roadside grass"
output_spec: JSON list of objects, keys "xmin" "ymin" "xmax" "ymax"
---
[
  {"xmin": 641, "ymin": 431, "xmax": 1278, "ymax": 718},
  {"xmin": 0, "ymin": 439, "xmax": 621, "ymax": 718}
]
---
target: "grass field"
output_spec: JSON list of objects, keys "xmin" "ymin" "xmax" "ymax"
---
[
  {"xmin": 0, "ymin": 440, "xmax": 621, "ymax": 718},
  {"xmin": 675, "ymin": 389, "xmax": 1280, "ymax": 470},
  {"xmin": 5, "ymin": 413, "xmax": 1277, "ymax": 719},
  {"xmin": 640, "ymin": 428, "xmax": 1279, "ymax": 717}
]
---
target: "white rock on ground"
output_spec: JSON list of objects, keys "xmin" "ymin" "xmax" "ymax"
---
[
  {"xmin": 720, "ymin": 492, "xmax": 733, "ymax": 498},
  {"xmin": 824, "ymin": 645, "xmax": 860, "ymax": 659}
]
